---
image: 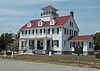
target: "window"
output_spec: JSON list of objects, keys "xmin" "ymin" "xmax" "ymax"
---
[
  {"xmin": 82, "ymin": 42, "xmax": 83, "ymax": 47},
  {"xmin": 52, "ymin": 40, "xmax": 53, "ymax": 47},
  {"xmin": 70, "ymin": 30, "xmax": 71, "ymax": 35},
  {"xmin": 54, "ymin": 40, "xmax": 59, "ymax": 47},
  {"xmin": 76, "ymin": 42, "xmax": 78, "ymax": 47},
  {"xmin": 89, "ymin": 42, "xmax": 93, "ymax": 48},
  {"xmin": 76, "ymin": 31, "xmax": 78, "ymax": 36},
  {"xmin": 70, "ymin": 21, "xmax": 71, "ymax": 26},
  {"xmin": 48, "ymin": 28, "xmax": 50, "ymax": 34},
  {"xmin": 21, "ymin": 30, "xmax": 23, "ymax": 35},
  {"xmin": 57, "ymin": 28, "xmax": 59, "ymax": 34},
  {"xmin": 22, "ymin": 41, "xmax": 26, "ymax": 47},
  {"xmin": 72, "ymin": 22, "xmax": 73, "ymax": 27},
  {"xmin": 70, "ymin": 42, "xmax": 72, "ymax": 48},
  {"xmin": 38, "ymin": 20, "xmax": 44, "ymax": 26},
  {"xmin": 21, "ymin": 41, "xmax": 24, "ymax": 47},
  {"xmin": 44, "ymin": 29, "xmax": 46, "ymax": 34},
  {"xmin": 67, "ymin": 29, "xmax": 69, "ymax": 35},
  {"xmin": 72, "ymin": 42, "xmax": 75, "ymax": 47},
  {"xmin": 72, "ymin": 30, "xmax": 73, "ymax": 36},
  {"xmin": 64, "ymin": 40, "xmax": 66, "ymax": 46},
  {"xmin": 25, "ymin": 30, "xmax": 27, "ymax": 35},
  {"xmin": 78, "ymin": 42, "xmax": 80, "ymax": 46},
  {"xmin": 27, "ymin": 22, "xmax": 32, "ymax": 27},
  {"xmin": 64, "ymin": 28, "xmax": 66, "ymax": 34},
  {"xmin": 36, "ymin": 29, "xmax": 37, "ymax": 34},
  {"xmin": 32, "ymin": 30, "xmax": 34, "ymax": 34},
  {"xmin": 50, "ymin": 19, "xmax": 56, "ymax": 25},
  {"xmin": 52, "ymin": 28, "xmax": 54, "ymax": 34},
  {"xmin": 29, "ymin": 30, "xmax": 30, "ymax": 34},
  {"xmin": 74, "ymin": 31, "xmax": 76, "ymax": 36},
  {"xmin": 70, "ymin": 21, "xmax": 73, "ymax": 27},
  {"xmin": 40, "ymin": 29, "xmax": 42, "ymax": 34}
]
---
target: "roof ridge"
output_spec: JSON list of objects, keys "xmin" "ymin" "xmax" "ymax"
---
[{"xmin": 29, "ymin": 15, "xmax": 70, "ymax": 21}]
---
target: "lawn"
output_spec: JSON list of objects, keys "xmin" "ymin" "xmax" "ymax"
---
[{"xmin": 0, "ymin": 54, "xmax": 100, "ymax": 68}]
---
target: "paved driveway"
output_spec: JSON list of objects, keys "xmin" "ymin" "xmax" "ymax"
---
[{"xmin": 0, "ymin": 60, "xmax": 99, "ymax": 71}]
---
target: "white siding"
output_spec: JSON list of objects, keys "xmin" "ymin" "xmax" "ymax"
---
[{"xmin": 61, "ymin": 16, "xmax": 79, "ymax": 52}]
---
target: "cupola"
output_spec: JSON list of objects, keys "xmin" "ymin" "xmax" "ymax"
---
[{"xmin": 41, "ymin": 5, "xmax": 59, "ymax": 21}]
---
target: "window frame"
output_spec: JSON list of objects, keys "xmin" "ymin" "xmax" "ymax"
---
[{"xmin": 57, "ymin": 28, "xmax": 59, "ymax": 34}]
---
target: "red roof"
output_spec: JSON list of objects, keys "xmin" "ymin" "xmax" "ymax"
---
[
  {"xmin": 20, "ymin": 16, "xmax": 71, "ymax": 29},
  {"xmin": 68, "ymin": 35, "xmax": 92, "ymax": 40},
  {"xmin": 41, "ymin": 5, "xmax": 58, "ymax": 11}
]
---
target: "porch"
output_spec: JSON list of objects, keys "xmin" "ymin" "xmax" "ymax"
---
[{"xmin": 19, "ymin": 37, "xmax": 52, "ymax": 54}]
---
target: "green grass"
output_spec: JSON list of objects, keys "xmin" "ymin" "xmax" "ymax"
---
[{"xmin": 0, "ymin": 54, "xmax": 100, "ymax": 68}]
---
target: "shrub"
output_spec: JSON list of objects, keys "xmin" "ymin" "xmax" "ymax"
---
[{"xmin": 95, "ymin": 53, "xmax": 100, "ymax": 58}]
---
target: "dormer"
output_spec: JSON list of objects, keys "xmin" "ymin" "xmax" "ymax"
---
[
  {"xmin": 27, "ymin": 22, "xmax": 32, "ymax": 27},
  {"xmin": 38, "ymin": 20, "xmax": 44, "ymax": 26},
  {"xmin": 50, "ymin": 19, "xmax": 56, "ymax": 25}
]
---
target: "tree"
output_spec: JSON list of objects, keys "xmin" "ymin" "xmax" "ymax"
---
[
  {"xmin": 0, "ymin": 33, "xmax": 14, "ymax": 51},
  {"xmin": 6, "ymin": 42, "xmax": 17, "ymax": 51},
  {"xmin": 93, "ymin": 32, "xmax": 100, "ymax": 50}
]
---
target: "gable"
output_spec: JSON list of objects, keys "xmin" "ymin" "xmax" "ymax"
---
[
  {"xmin": 38, "ymin": 20, "xmax": 44, "ymax": 26},
  {"xmin": 27, "ymin": 22, "xmax": 32, "ymax": 28},
  {"xmin": 71, "ymin": 17, "xmax": 79, "ymax": 32},
  {"xmin": 50, "ymin": 19, "xmax": 56, "ymax": 25}
]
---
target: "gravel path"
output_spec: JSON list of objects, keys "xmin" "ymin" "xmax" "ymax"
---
[{"xmin": 0, "ymin": 60, "xmax": 99, "ymax": 71}]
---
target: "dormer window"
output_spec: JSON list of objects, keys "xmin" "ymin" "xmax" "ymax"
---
[
  {"xmin": 27, "ymin": 22, "xmax": 32, "ymax": 27},
  {"xmin": 38, "ymin": 20, "xmax": 44, "ymax": 26},
  {"xmin": 50, "ymin": 19, "xmax": 56, "ymax": 25}
]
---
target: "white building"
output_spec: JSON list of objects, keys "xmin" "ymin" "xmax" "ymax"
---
[
  {"xmin": 68, "ymin": 35, "xmax": 94, "ymax": 55},
  {"xmin": 19, "ymin": 6, "xmax": 94, "ymax": 55}
]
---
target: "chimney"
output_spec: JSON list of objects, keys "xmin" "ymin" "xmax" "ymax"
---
[{"xmin": 70, "ymin": 11, "xmax": 74, "ymax": 17}]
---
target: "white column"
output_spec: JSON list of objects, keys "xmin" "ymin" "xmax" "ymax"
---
[
  {"xmin": 19, "ymin": 39, "xmax": 22, "ymax": 50},
  {"xmin": 26, "ymin": 39, "xmax": 29, "ymax": 50},
  {"xmin": 44, "ymin": 38, "xmax": 47, "ymax": 50},
  {"xmin": 50, "ymin": 38, "xmax": 52, "ymax": 51},
  {"xmin": 35, "ymin": 39, "xmax": 37, "ymax": 50}
]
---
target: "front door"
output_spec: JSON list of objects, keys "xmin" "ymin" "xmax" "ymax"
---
[
  {"xmin": 37, "ymin": 40, "xmax": 43, "ymax": 50},
  {"xmin": 47, "ymin": 40, "xmax": 50, "ymax": 50}
]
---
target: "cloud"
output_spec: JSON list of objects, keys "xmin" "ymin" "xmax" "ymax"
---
[
  {"xmin": 0, "ymin": 0, "xmax": 67, "ymax": 5},
  {"xmin": 0, "ymin": 8, "xmax": 27, "ymax": 16}
]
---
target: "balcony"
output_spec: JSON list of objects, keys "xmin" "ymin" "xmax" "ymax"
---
[{"xmin": 20, "ymin": 34, "xmax": 53, "ymax": 39}]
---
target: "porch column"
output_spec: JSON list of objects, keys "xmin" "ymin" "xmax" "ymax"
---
[
  {"xmin": 43, "ymin": 38, "xmax": 47, "ymax": 54},
  {"xmin": 26, "ymin": 39, "xmax": 29, "ymax": 50},
  {"xmin": 50, "ymin": 38, "xmax": 52, "ymax": 51},
  {"xmin": 19, "ymin": 39, "xmax": 22, "ymax": 50},
  {"xmin": 34, "ymin": 39, "xmax": 37, "ymax": 50}
]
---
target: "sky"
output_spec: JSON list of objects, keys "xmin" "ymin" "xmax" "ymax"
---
[{"xmin": 0, "ymin": 0, "xmax": 100, "ymax": 35}]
